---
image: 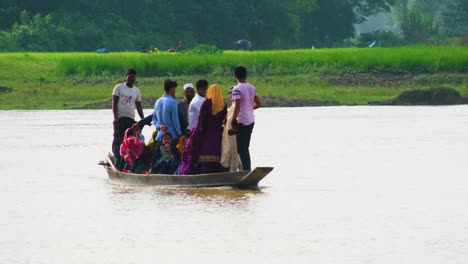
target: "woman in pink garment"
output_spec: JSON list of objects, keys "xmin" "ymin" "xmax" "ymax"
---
[{"xmin": 119, "ymin": 128, "xmax": 147, "ymax": 173}]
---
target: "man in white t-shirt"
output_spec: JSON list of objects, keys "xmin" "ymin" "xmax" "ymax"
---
[
  {"xmin": 231, "ymin": 66, "xmax": 261, "ymax": 171},
  {"xmin": 111, "ymin": 69, "xmax": 145, "ymax": 167},
  {"xmin": 187, "ymin": 79, "xmax": 208, "ymax": 131}
]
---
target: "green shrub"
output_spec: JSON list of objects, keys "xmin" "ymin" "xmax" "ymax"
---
[
  {"xmin": 183, "ymin": 44, "xmax": 223, "ymax": 55},
  {"xmin": 4, "ymin": 11, "xmax": 74, "ymax": 51}
]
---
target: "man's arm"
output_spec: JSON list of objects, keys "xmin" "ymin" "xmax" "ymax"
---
[
  {"xmin": 232, "ymin": 98, "xmax": 241, "ymax": 123},
  {"xmin": 152, "ymin": 105, "xmax": 160, "ymax": 131},
  {"xmin": 140, "ymin": 114, "xmax": 153, "ymax": 126},
  {"xmin": 136, "ymin": 101, "xmax": 144, "ymax": 119},
  {"xmin": 231, "ymin": 88, "xmax": 241, "ymax": 122},
  {"xmin": 253, "ymin": 95, "xmax": 262, "ymax": 110},
  {"xmin": 112, "ymin": 95, "xmax": 119, "ymax": 125},
  {"xmin": 172, "ymin": 101, "xmax": 182, "ymax": 137}
]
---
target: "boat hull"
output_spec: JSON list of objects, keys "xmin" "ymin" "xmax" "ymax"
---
[{"xmin": 101, "ymin": 155, "xmax": 272, "ymax": 188}]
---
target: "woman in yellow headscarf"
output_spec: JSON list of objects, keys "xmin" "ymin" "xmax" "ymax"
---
[
  {"xmin": 179, "ymin": 84, "xmax": 227, "ymax": 174},
  {"xmin": 206, "ymin": 84, "xmax": 226, "ymax": 116}
]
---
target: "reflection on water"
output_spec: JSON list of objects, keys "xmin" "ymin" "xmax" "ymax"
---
[
  {"xmin": 1, "ymin": 107, "xmax": 468, "ymax": 264},
  {"xmin": 156, "ymin": 187, "xmax": 265, "ymax": 204},
  {"xmin": 109, "ymin": 182, "xmax": 265, "ymax": 208}
]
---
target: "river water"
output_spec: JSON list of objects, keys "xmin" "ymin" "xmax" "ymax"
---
[{"xmin": 0, "ymin": 106, "xmax": 467, "ymax": 264}]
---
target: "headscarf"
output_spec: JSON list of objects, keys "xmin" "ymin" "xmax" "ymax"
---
[
  {"xmin": 120, "ymin": 128, "xmax": 145, "ymax": 168},
  {"xmin": 206, "ymin": 84, "xmax": 226, "ymax": 115},
  {"xmin": 146, "ymin": 130, "xmax": 159, "ymax": 154}
]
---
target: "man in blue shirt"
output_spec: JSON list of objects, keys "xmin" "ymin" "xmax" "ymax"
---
[{"xmin": 152, "ymin": 80, "xmax": 182, "ymax": 142}]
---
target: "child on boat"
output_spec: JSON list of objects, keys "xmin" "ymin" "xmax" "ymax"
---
[
  {"xmin": 119, "ymin": 128, "xmax": 149, "ymax": 173},
  {"xmin": 151, "ymin": 132, "xmax": 181, "ymax": 174}
]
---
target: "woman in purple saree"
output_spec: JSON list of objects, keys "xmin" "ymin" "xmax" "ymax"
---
[{"xmin": 179, "ymin": 84, "xmax": 228, "ymax": 175}]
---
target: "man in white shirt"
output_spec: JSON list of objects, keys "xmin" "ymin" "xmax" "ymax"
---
[
  {"xmin": 187, "ymin": 79, "xmax": 208, "ymax": 131},
  {"xmin": 111, "ymin": 69, "xmax": 144, "ymax": 167}
]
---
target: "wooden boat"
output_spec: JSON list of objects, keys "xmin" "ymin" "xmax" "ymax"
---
[{"xmin": 99, "ymin": 154, "xmax": 273, "ymax": 188}]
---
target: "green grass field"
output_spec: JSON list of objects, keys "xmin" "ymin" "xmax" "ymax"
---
[
  {"xmin": 1, "ymin": 46, "xmax": 468, "ymax": 109},
  {"xmin": 56, "ymin": 46, "xmax": 468, "ymax": 76}
]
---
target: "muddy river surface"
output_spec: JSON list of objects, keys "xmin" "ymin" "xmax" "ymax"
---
[{"xmin": 1, "ymin": 106, "xmax": 467, "ymax": 263}]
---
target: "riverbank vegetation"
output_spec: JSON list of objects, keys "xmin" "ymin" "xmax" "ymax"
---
[
  {"xmin": 53, "ymin": 46, "xmax": 468, "ymax": 76},
  {"xmin": 1, "ymin": 47, "xmax": 468, "ymax": 109},
  {"xmin": 1, "ymin": 1, "xmax": 468, "ymax": 52}
]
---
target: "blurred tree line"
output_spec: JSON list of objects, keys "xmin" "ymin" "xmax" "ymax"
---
[
  {"xmin": 357, "ymin": 0, "xmax": 468, "ymax": 46},
  {"xmin": 0, "ymin": 0, "xmax": 467, "ymax": 51}
]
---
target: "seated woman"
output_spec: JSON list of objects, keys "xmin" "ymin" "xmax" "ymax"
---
[
  {"xmin": 119, "ymin": 128, "xmax": 149, "ymax": 173},
  {"xmin": 151, "ymin": 132, "xmax": 181, "ymax": 174},
  {"xmin": 146, "ymin": 130, "xmax": 159, "ymax": 154},
  {"xmin": 180, "ymin": 84, "xmax": 228, "ymax": 175}
]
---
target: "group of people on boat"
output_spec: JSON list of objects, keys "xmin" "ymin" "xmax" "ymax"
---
[{"xmin": 111, "ymin": 66, "xmax": 261, "ymax": 175}]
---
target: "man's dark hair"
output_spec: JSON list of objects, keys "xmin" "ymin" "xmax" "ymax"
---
[
  {"xmin": 127, "ymin": 68, "xmax": 137, "ymax": 76},
  {"xmin": 164, "ymin": 79, "xmax": 178, "ymax": 92},
  {"xmin": 196, "ymin": 79, "xmax": 209, "ymax": 89},
  {"xmin": 234, "ymin": 66, "xmax": 247, "ymax": 80}
]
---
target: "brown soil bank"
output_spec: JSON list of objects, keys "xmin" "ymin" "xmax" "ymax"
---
[
  {"xmin": 321, "ymin": 73, "xmax": 468, "ymax": 87},
  {"xmin": 370, "ymin": 87, "xmax": 468, "ymax": 106},
  {"xmin": 76, "ymin": 97, "xmax": 341, "ymax": 109},
  {"xmin": 77, "ymin": 89, "xmax": 468, "ymax": 109},
  {"xmin": 75, "ymin": 73, "xmax": 468, "ymax": 109}
]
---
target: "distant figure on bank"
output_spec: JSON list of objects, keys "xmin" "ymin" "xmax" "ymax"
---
[
  {"xmin": 151, "ymin": 132, "xmax": 181, "ymax": 174},
  {"xmin": 234, "ymin": 39, "xmax": 252, "ymax": 51},
  {"xmin": 180, "ymin": 84, "xmax": 227, "ymax": 175},
  {"xmin": 187, "ymin": 80, "xmax": 208, "ymax": 131},
  {"xmin": 119, "ymin": 128, "xmax": 148, "ymax": 173},
  {"xmin": 97, "ymin": 48, "xmax": 109, "ymax": 54},
  {"xmin": 168, "ymin": 40, "xmax": 184, "ymax": 53},
  {"xmin": 231, "ymin": 66, "xmax": 261, "ymax": 171},
  {"xmin": 152, "ymin": 79, "xmax": 181, "ymax": 142},
  {"xmin": 221, "ymin": 87, "xmax": 243, "ymax": 172},
  {"xmin": 178, "ymin": 83, "xmax": 195, "ymax": 133},
  {"xmin": 112, "ymin": 68, "xmax": 144, "ymax": 167},
  {"xmin": 176, "ymin": 40, "xmax": 184, "ymax": 52}
]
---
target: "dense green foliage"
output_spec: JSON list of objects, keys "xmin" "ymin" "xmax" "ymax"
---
[
  {"xmin": 0, "ymin": 0, "xmax": 395, "ymax": 51},
  {"xmin": 358, "ymin": 0, "xmax": 468, "ymax": 45},
  {"xmin": 1, "ymin": 0, "xmax": 467, "ymax": 51},
  {"xmin": 446, "ymin": 0, "xmax": 468, "ymax": 35}
]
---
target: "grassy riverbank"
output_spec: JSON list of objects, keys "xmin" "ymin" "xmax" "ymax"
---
[{"xmin": 1, "ymin": 47, "xmax": 468, "ymax": 109}]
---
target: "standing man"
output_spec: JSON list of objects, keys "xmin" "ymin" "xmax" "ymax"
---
[
  {"xmin": 112, "ymin": 69, "xmax": 144, "ymax": 165},
  {"xmin": 231, "ymin": 66, "xmax": 261, "ymax": 171},
  {"xmin": 188, "ymin": 79, "xmax": 208, "ymax": 131},
  {"xmin": 152, "ymin": 79, "xmax": 182, "ymax": 142},
  {"xmin": 178, "ymin": 83, "xmax": 195, "ymax": 133}
]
